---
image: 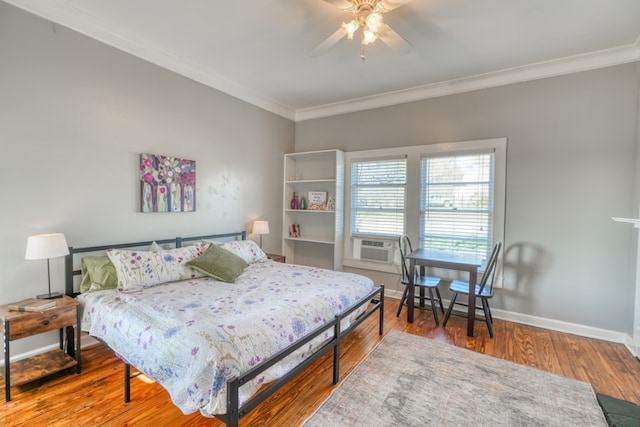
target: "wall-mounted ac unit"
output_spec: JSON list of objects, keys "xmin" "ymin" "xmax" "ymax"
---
[{"xmin": 353, "ymin": 238, "xmax": 395, "ymax": 263}]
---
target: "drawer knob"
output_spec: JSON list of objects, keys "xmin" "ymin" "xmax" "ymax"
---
[{"xmin": 42, "ymin": 320, "xmax": 49, "ymax": 326}]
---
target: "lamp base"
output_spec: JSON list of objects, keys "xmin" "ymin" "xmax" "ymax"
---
[{"xmin": 37, "ymin": 291, "xmax": 64, "ymax": 299}]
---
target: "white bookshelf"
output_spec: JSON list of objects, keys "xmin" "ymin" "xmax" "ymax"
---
[{"xmin": 283, "ymin": 150, "xmax": 344, "ymax": 270}]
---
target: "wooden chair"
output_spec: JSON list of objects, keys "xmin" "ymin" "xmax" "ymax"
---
[
  {"xmin": 396, "ymin": 235, "xmax": 444, "ymax": 325},
  {"xmin": 442, "ymin": 242, "xmax": 502, "ymax": 338}
]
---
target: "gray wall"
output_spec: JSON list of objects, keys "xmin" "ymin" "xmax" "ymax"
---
[
  {"xmin": 0, "ymin": 3, "xmax": 294, "ymax": 354},
  {"xmin": 296, "ymin": 64, "xmax": 640, "ymax": 335}
]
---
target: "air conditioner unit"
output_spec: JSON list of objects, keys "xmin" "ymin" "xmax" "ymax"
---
[{"xmin": 354, "ymin": 238, "xmax": 395, "ymax": 263}]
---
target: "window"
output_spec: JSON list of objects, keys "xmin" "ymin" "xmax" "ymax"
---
[
  {"xmin": 420, "ymin": 152, "xmax": 494, "ymax": 262},
  {"xmin": 350, "ymin": 157, "xmax": 406, "ymax": 236},
  {"xmin": 343, "ymin": 138, "xmax": 506, "ymax": 279}
]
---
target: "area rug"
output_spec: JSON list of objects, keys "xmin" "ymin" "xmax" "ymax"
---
[{"xmin": 302, "ymin": 329, "xmax": 607, "ymax": 427}]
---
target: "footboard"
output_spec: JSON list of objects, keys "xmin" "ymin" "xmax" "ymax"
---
[
  {"xmin": 122, "ymin": 284, "xmax": 384, "ymax": 426},
  {"xmin": 219, "ymin": 284, "xmax": 384, "ymax": 426}
]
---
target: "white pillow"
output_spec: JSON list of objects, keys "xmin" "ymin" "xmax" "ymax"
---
[
  {"xmin": 149, "ymin": 241, "xmax": 163, "ymax": 251},
  {"xmin": 107, "ymin": 242, "xmax": 208, "ymax": 292},
  {"xmin": 220, "ymin": 240, "xmax": 268, "ymax": 264}
]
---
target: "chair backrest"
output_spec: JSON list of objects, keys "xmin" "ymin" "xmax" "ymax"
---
[
  {"xmin": 478, "ymin": 241, "xmax": 502, "ymax": 294},
  {"xmin": 398, "ymin": 234, "xmax": 414, "ymax": 283}
]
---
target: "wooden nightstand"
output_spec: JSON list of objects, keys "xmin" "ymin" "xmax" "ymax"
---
[
  {"xmin": 267, "ymin": 253, "xmax": 286, "ymax": 263},
  {"xmin": 1, "ymin": 295, "xmax": 81, "ymax": 401}
]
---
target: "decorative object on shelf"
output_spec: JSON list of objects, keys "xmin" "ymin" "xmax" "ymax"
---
[
  {"xmin": 291, "ymin": 192, "xmax": 299, "ymax": 209},
  {"xmin": 299, "ymin": 196, "xmax": 307, "ymax": 210},
  {"xmin": 252, "ymin": 220, "xmax": 270, "ymax": 249},
  {"xmin": 290, "ymin": 224, "xmax": 301, "ymax": 237},
  {"xmin": 327, "ymin": 196, "xmax": 336, "ymax": 211},
  {"xmin": 308, "ymin": 191, "xmax": 328, "ymax": 210},
  {"xmin": 140, "ymin": 153, "xmax": 196, "ymax": 213},
  {"xmin": 25, "ymin": 233, "xmax": 70, "ymax": 299}
]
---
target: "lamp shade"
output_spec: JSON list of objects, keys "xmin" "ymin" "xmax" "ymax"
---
[
  {"xmin": 25, "ymin": 233, "xmax": 70, "ymax": 260},
  {"xmin": 253, "ymin": 221, "xmax": 270, "ymax": 235}
]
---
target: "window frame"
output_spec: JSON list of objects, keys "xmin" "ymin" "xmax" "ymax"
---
[{"xmin": 343, "ymin": 138, "xmax": 506, "ymax": 286}]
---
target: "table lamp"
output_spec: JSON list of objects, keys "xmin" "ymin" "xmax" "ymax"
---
[
  {"xmin": 25, "ymin": 233, "xmax": 70, "ymax": 299},
  {"xmin": 252, "ymin": 220, "xmax": 270, "ymax": 249}
]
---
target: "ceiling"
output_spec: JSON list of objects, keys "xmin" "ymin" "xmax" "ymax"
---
[{"xmin": 6, "ymin": 0, "xmax": 640, "ymax": 121}]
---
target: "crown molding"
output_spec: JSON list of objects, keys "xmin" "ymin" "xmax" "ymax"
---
[
  {"xmin": 6, "ymin": 0, "xmax": 640, "ymax": 123},
  {"xmin": 295, "ymin": 42, "xmax": 640, "ymax": 121}
]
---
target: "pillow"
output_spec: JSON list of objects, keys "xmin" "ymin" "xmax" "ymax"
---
[
  {"xmin": 186, "ymin": 244, "xmax": 248, "ymax": 283},
  {"xmin": 79, "ymin": 241, "xmax": 168, "ymax": 293},
  {"xmin": 149, "ymin": 241, "xmax": 163, "ymax": 251},
  {"xmin": 107, "ymin": 242, "xmax": 208, "ymax": 292},
  {"xmin": 220, "ymin": 240, "xmax": 268, "ymax": 264},
  {"xmin": 80, "ymin": 256, "xmax": 118, "ymax": 293}
]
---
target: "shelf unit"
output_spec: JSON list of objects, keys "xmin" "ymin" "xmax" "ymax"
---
[{"xmin": 283, "ymin": 150, "xmax": 344, "ymax": 270}]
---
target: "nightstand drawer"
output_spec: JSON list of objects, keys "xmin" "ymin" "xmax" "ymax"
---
[{"xmin": 6, "ymin": 306, "xmax": 77, "ymax": 340}]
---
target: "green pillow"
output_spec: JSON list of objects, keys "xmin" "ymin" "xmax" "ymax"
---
[
  {"xmin": 80, "ymin": 256, "xmax": 118, "ymax": 293},
  {"xmin": 186, "ymin": 244, "xmax": 248, "ymax": 283}
]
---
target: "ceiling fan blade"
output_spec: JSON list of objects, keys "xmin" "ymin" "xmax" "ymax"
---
[
  {"xmin": 378, "ymin": 24, "xmax": 412, "ymax": 52},
  {"xmin": 311, "ymin": 27, "xmax": 347, "ymax": 57},
  {"xmin": 320, "ymin": 0, "xmax": 352, "ymax": 10},
  {"xmin": 380, "ymin": 0, "xmax": 412, "ymax": 12}
]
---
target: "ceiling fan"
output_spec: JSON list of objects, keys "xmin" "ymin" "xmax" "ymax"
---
[{"xmin": 312, "ymin": 0, "xmax": 413, "ymax": 61}]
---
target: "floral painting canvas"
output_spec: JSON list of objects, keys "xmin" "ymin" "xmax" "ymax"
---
[{"xmin": 140, "ymin": 153, "xmax": 196, "ymax": 213}]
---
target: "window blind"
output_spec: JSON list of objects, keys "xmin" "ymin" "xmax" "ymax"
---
[
  {"xmin": 420, "ymin": 152, "xmax": 494, "ymax": 262},
  {"xmin": 351, "ymin": 158, "xmax": 406, "ymax": 236}
]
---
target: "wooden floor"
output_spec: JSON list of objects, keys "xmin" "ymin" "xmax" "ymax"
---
[{"xmin": 2, "ymin": 297, "xmax": 639, "ymax": 426}]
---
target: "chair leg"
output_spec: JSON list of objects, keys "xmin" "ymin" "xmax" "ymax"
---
[
  {"xmin": 443, "ymin": 293, "xmax": 458, "ymax": 326},
  {"xmin": 435, "ymin": 287, "xmax": 445, "ymax": 314},
  {"xmin": 428, "ymin": 288, "xmax": 439, "ymax": 326},
  {"xmin": 481, "ymin": 298, "xmax": 494, "ymax": 338},
  {"xmin": 396, "ymin": 287, "xmax": 409, "ymax": 317},
  {"xmin": 485, "ymin": 299, "xmax": 493, "ymax": 323},
  {"xmin": 419, "ymin": 287, "xmax": 426, "ymax": 308}
]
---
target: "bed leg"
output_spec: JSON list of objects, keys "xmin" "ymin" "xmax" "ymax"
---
[
  {"xmin": 124, "ymin": 363, "xmax": 131, "ymax": 403},
  {"xmin": 379, "ymin": 284, "xmax": 385, "ymax": 336},
  {"xmin": 227, "ymin": 378, "xmax": 240, "ymax": 427},
  {"xmin": 333, "ymin": 317, "xmax": 340, "ymax": 384}
]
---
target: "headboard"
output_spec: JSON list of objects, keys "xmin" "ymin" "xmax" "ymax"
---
[{"xmin": 64, "ymin": 231, "xmax": 246, "ymax": 296}]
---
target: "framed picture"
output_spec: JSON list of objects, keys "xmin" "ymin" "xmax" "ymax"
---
[
  {"xmin": 308, "ymin": 191, "xmax": 328, "ymax": 210},
  {"xmin": 140, "ymin": 153, "xmax": 196, "ymax": 213}
]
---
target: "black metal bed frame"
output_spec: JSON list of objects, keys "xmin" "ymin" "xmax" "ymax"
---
[{"xmin": 65, "ymin": 231, "xmax": 384, "ymax": 427}]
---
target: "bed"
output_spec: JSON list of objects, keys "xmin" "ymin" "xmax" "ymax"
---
[{"xmin": 64, "ymin": 231, "xmax": 384, "ymax": 426}]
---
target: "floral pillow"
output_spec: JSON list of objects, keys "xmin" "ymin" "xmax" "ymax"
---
[
  {"xmin": 107, "ymin": 242, "xmax": 209, "ymax": 292},
  {"xmin": 220, "ymin": 240, "xmax": 268, "ymax": 264}
]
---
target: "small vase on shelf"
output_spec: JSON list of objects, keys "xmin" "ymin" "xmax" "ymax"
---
[
  {"xmin": 299, "ymin": 196, "xmax": 307, "ymax": 210},
  {"xmin": 291, "ymin": 192, "xmax": 299, "ymax": 210}
]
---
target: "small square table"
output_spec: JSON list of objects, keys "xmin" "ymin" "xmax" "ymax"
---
[{"xmin": 407, "ymin": 249, "xmax": 483, "ymax": 337}]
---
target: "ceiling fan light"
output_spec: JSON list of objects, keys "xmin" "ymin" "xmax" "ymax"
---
[
  {"xmin": 342, "ymin": 20, "xmax": 359, "ymax": 39},
  {"xmin": 365, "ymin": 11, "xmax": 384, "ymax": 33},
  {"xmin": 362, "ymin": 29, "xmax": 378, "ymax": 45}
]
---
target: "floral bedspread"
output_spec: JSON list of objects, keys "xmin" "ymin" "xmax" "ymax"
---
[{"xmin": 80, "ymin": 261, "xmax": 375, "ymax": 416}]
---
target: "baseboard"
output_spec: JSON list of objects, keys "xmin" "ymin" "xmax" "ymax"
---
[{"xmin": 388, "ymin": 291, "xmax": 636, "ymax": 357}]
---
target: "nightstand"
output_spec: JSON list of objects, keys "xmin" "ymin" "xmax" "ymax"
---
[
  {"xmin": 1, "ymin": 295, "xmax": 81, "ymax": 401},
  {"xmin": 267, "ymin": 253, "xmax": 286, "ymax": 263}
]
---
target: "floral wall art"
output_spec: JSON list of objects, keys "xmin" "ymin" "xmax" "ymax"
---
[{"xmin": 140, "ymin": 153, "xmax": 196, "ymax": 213}]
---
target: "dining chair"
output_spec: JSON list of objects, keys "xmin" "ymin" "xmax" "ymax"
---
[
  {"xmin": 396, "ymin": 234, "xmax": 444, "ymax": 325},
  {"xmin": 442, "ymin": 241, "xmax": 502, "ymax": 338}
]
